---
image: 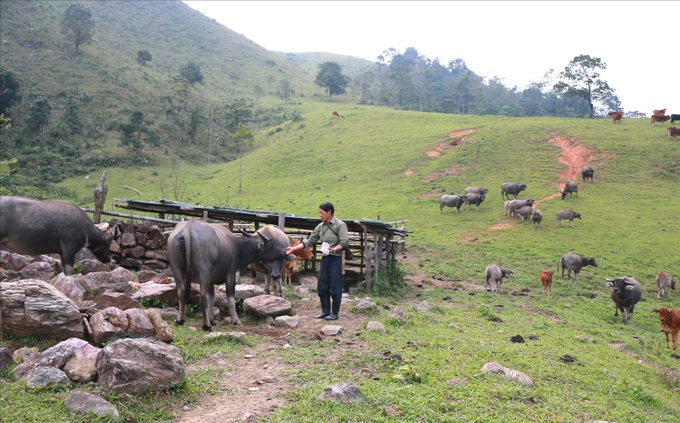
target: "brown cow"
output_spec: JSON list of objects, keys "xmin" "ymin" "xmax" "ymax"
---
[
  {"xmin": 651, "ymin": 115, "xmax": 671, "ymax": 125},
  {"xmin": 652, "ymin": 307, "xmax": 680, "ymax": 350},
  {"xmin": 652, "ymin": 108, "xmax": 667, "ymax": 117},
  {"xmin": 608, "ymin": 111, "xmax": 623, "ymax": 124},
  {"xmin": 668, "ymin": 127, "xmax": 680, "ymax": 139},
  {"xmin": 282, "ymin": 237, "xmax": 313, "ymax": 285},
  {"xmin": 540, "ymin": 270, "xmax": 554, "ymax": 296},
  {"xmin": 332, "ymin": 111, "xmax": 340, "ymax": 117}
]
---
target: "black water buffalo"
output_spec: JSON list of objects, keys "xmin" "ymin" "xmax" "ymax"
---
[
  {"xmin": 167, "ymin": 219, "xmax": 291, "ymax": 331},
  {"xmin": 558, "ymin": 253, "xmax": 598, "ymax": 280},
  {"xmin": 465, "ymin": 192, "xmax": 486, "ymax": 210},
  {"xmin": 581, "ymin": 166, "xmax": 594, "ymax": 183},
  {"xmin": 0, "ymin": 196, "xmax": 112, "ymax": 275},
  {"xmin": 561, "ymin": 181, "xmax": 579, "ymax": 199},
  {"xmin": 531, "ymin": 210, "xmax": 543, "ymax": 229},
  {"xmin": 485, "ymin": 263, "xmax": 513, "ymax": 293},
  {"xmin": 670, "ymin": 114, "xmax": 680, "ymax": 125},
  {"xmin": 464, "ymin": 187, "xmax": 488, "ymax": 195},
  {"xmin": 556, "ymin": 209, "xmax": 581, "ymax": 227},
  {"xmin": 607, "ymin": 276, "xmax": 642, "ymax": 324},
  {"xmin": 501, "ymin": 182, "xmax": 527, "ymax": 200},
  {"xmin": 241, "ymin": 225, "xmax": 296, "ymax": 298},
  {"xmin": 515, "ymin": 205, "xmax": 534, "ymax": 221},
  {"xmin": 440, "ymin": 194, "xmax": 467, "ymax": 213}
]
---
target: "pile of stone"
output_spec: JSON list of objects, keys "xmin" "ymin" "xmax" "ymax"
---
[{"xmin": 106, "ymin": 219, "xmax": 173, "ymax": 270}]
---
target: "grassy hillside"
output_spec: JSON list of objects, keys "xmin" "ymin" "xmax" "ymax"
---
[
  {"xmin": 275, "ymin": 51, "xmax": 376, "ymax": 79},
  {"xmin": 45, "ymin": 106, "xmax": 680, "ymax": 422}
]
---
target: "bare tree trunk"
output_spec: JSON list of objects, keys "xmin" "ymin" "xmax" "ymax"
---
[{"xmin": 93, "ymin": 171, "xmax": 108, "ymax": 224}]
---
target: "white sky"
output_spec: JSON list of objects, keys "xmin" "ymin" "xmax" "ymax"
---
[{"xmin": 183, "ymin": 1, "xmax": 677, "ymax": 116}]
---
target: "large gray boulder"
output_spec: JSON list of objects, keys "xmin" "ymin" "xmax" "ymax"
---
[
  {"xmin": 65, "ymin": 391, "xmax": 119, "ymax": 420},
  {"xmin": 0, "ymin": 279, "xmax": 84, "ymax": 340},
  {"xmin": 13, "ymin": 338, "xmax": 100, "ymax": 383},
  {"xmin": 96, "ymin": 338, "xmax": 185, "ymax": 395},
  {"xmin": 243, "ymin": 295, "xmax": 292, "ymax": 318}
]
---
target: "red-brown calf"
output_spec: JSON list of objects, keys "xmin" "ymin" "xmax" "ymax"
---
[
  {"xmin": 608, "ymin": 110, "xmax": 623, "ymax": 124},
  {"xmin": 651, "ymin": 115, "xmax": 671, "ymax": 125},
  {"xmin": 667, "ymin": 127, "xmax": 679, "ymax": 139},
  {"xmin": 652, "ymin": 108, "xmax": 666, "ymax": 117},
  {"xmin": 332, "ymin": 111, "xmax": 340, "ymax": 117},
  {"xmin": 282, "ymin": 237, "xmax": 313, "ymax": 285},
  {"xmin": 652, "ymin": 307, "xmax": 680, "ymax": 350},
  {"xmin": 540, "ymin": 270, "xmax": 554, "ymax": 296}
]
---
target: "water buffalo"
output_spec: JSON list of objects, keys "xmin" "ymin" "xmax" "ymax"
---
[
  {"xmin": 464, "ymin": 187, "xmax": 488, "ymax": 195},
  {"xmin": 607, "ymin": 276, "xmax": 642, "ymax": 324},
  {"xmin": 484, "ymin": 263, "xmax": 513, "ymax": 293},
  {"xmin": 167, "ymin": 219, "xmax": 292, "ymax": 331},
  {"xmin": 655, "ymin": 271, "xmax": 676, "ymax": 299},
  {"xmin": 465, "ymin": 192, "xmax": 486, "ymax": 210},
  {"xmin": 515, "ymin": 205, "xmax": 534, "ymax": 221},
  {"xmin": 242, "ymin": 225, "xmax": 297, "ymax": 298},
  {"xmin": 558, "ymin": 253, "xmax": 598, "ymax": 280},
  {"xmin": 561, "ymin": 181, "xmax": 579, "ymax": 199},
  {"xmin": 505, "ymin": 199, "xmax": 535, "ymax": 217},
  {"xmin": 556, "ymin": 209, "xmax": 581, "ymax": 227},
  {"xmin": 581, "ymin": 166, "xmax": 594, "ymax": 183},
  {"xmin": 501, "ymin": 182, "xmax": 527, "ymax": 200},
  {"xmin": 531, "ymin": 210, "xmax": 543, "ymax": 229},
  {"xmin": 440, "ymin": 194, "xmax": 467, "ymax": 213},
  {"xmin": 0, "ymin": 196, "xmax": 112, "ymax": 275}
]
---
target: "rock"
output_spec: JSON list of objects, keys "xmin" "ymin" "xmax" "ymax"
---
[
  {"xmin": 274, "ymin": 315, "xmax": 299, "ymax": 328},
  {"xmin": 0, "ymin": 279, "xmax": 84, "ymax": 340},
  {"xmin": 320, "ymin": 325, "xmax": 342, "ymax": 336},
  {"xmin": 25, "ymin": 366, "xmax": 72, "ymax": 389},
  {"xmin": 0, "ymin": 250, "xmax": 30, "ymax": 271},
  {"xmin": 13, "ymin": 338, "xmax": 100, "ymax": 380},
  {"xmin": 80, "ymin": 270, "xmax": 134, "ymax": 301},
  {"xmin": 138, "ymin": 270, "xmax": 169, "ymax": 284},
  {"xmin": 78, "ymin": 259, "xmax": 110, "ymax": 275},
  {"xmin": 234, "ymin": 284, "xmax": 265, "ymax": 300},
  {"xmin": 89, "ymin": 307, "xmax": 129, "ymax": 345},
  {"xmin": 317, "ymin": 382, "xmax": 364, "ymax": 402},
  {"xmin": 18, "ymin": 261, "xmax": 55, "ymax": 280},
  {"xmin": 12, "ymin": 347, "xmax": 39, "ymax": 364},
  {"xmin": 299, "ymin": 276, "xmax": 318, "ymax": 292},
  {"xmin": 96, "ymin": 338, "xmax": 185, "ymax": 395},
  {"xmin": 147, "ymin": 310, "xmax": 174, "ymax": 343},
  {"xmin": 131, "ymin": 282, "xmax": 178, "ymax": 306},
  {"xmin": 63, "ymin": 356, "xmax": 97, "ymax": 383},
  {"xmin": 414, "ymin": 301, "xmax": 434, "ymax": 312},
  {"xmin": 125, "ymin": 308, "xmax": 155, "ymax": 337},
  {"xmin": 356, "ymin": 298, "xmax": 377, "ymax": 311},
  {"xmin": 49, "ymin": 273, "xmax": 87, "ymax": 302},
  {"xmin": 366, "ymin": 321, "xmax": 386, "ymax": 332},
  {"xmin": 65, "ymin": 391, "xmax": 120, "ymax": 419},
  {"xmin": 243, "ymin": 295, "xmax": 292, "ymax": 318},
  {"xmin": 481, "ymin": 361, "xmax": 534, "ymax": 387},
  {"xmin": 97, "ymin": 291, "xmax": 140, "ymax": 310}
]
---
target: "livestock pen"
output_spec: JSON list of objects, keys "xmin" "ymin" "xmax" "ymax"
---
[{"xmin": 88, "ymin": 198, "xmax": 409, "ymax": 293}]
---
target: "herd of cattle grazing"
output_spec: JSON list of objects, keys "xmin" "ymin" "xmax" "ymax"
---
[
  {"xmin": 609, "ymin": 108, "xmax": 680, "ymax": 139},
  {"xmin": 437, "ymin": 148, "xmax": 678, "ymax": 349}
]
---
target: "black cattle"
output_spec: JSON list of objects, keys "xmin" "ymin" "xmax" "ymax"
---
[
  {"xmin": 0, "ymin": 196, "xmax": 112, "ymax": 275},
  {"xmin": 607, "ymin": 276, "xmax": 642, "ymax": 324},
  {"xmin": 581, "ymin": 166, "xmax": 594, "ymax": 183},
  {"xmin": 561, "ymin": 181, "xmax": 579, "ymax": 199},
  {"xmin": 671, "ymin": 114, "xmax": 680, "ymax": 125},
  {"xmin": 440, "ymin": 194, "xmax": 467, "ymax": 213},
  {"xmin": 531, "ymin": 210, "xmax": 543, "ymax": 229},
  {"xmin": 167, "ymin": 219, "xmax": 292, "ymax": 331},
  {"xmin": 558, "ymin": 253, "xmax": 598, "ymax": 280},
  {"xmin": 465, "ymin": 192, "xmax": 486, "ymax": 210},
  {"xmin": 556, "ymin": 209, "xmax": 582, "ymax": 227},
  {"xmin": 501, "ymin": 182, "xmax": 527, "ymax": 200},
  {"xmin": 241, "ymin": 225, "xmax": 296, "ymax": 298}
]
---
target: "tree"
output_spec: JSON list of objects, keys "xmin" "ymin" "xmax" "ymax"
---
[
  {"xmin": 179, "ymin": 62, "xmax": 204, "ymax": 85},
  {"xmin": 277, "ymin": 79, "xmax": 294, "ymax": 104},
  {"xmin": 315, "ymin": 61, "xmax": 349, "ymax": 100},
  {"xmin": 61, "ymin": 4, "xmax": 95, "ymax": 52},
  {"xmin": 62, "ymin": 96, "xmax": 81, "ymax": 134},
  {"xmin": 136, "ymin": 50, "xmax": 152, "ymax": 66},
  {"xmin": 119, "ymin": 110, "xmax": 148, "ymax": 149},
  {"xmin": 223, "ymin": 98, "xmax": 254, "ymax": 133},
  {"xmin": 553, "ymin": 55, "xmax": 615, "ymax": 119},
  {"xmin": 0, "ymin": 66, "xmax": 22, "ymax": 116},
  {"xmin": 233, "ymin": 125, "xmax": 253, "ymax": 194},
  {"xmin": 26, "ymin": 98, "xmax": 52, "ymax": 137}
]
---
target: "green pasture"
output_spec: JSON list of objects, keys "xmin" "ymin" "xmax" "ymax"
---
[{"xmin": 2, "ymin": 105, "xmax": 678, "ymax": 422}]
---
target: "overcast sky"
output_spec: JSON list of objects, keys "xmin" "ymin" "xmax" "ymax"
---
[{"xmin": 184, "ymin": 1, "xmax": 676, "ymax": 116}]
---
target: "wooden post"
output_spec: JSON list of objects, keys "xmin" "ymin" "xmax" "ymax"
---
[
  {"xmin": 278, "ymin": 213, "xmax": 285, "ymax": 230},
  {"xmin": 93, "ymin": 171, "xmax": 108, "ymax": 224}
]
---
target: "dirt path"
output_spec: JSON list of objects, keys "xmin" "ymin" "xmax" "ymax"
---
[{"xmin": 175, "ymin": 129, "xmax": 607, "ymax": 422}]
